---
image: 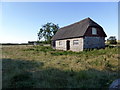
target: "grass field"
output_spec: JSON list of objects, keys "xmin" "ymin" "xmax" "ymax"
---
[{"xmin": 1, "ymin": 45, "xmax": 119, "ymax": 88}]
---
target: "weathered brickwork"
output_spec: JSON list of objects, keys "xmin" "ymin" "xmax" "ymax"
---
[
  {"xmin": 55, "ymin": 37, "xmax": 105, "ymax": 52},
  {"xmin": 55, "ymin": 38, "xmax": 83, "ymax": 52},
  {"xmin": 83, "ymin": 36, "xmax": 105, "ymax": 49},
  {"xmin": 56, "ymin": 40, "xmax": 66, "ymax": 51}
]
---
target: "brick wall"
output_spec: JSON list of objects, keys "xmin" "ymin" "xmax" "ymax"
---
[
  {"xmin": 55, "ymin": 37, "xmax": 105, "ymax": 52},
  {"xmin": 55, "ymin": 37, "xmax": 83, "ymax": 52},
  {"xmin": 84, "ymin": 36, "xmax": 105, "ymax": 49}
]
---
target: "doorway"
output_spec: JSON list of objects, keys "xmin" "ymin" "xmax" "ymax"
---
[
  {"xmin": 66, "ymin": 40, "xmax": 70, "ymax": 50},
  {"xmin": 52, "ymin": 40, "xmax": 56, "ymax": 48}
]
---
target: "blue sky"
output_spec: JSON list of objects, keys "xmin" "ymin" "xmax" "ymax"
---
[{"xmin": 0, "ymin": 2, "xmax": 118, "ymax": 43}]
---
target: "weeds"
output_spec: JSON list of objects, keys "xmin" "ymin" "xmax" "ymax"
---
[{"xmin": 2, "ymin": 45, "xmax": 118, "ymax": 88}]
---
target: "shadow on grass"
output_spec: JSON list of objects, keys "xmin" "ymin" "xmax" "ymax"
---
[
  {"xmin": 2, "ymin": 58, "xmax": 118, "ymax": 88},
  {"xmin": 2, "ymin": 58, "xmax": 44, "ymax": 88}
]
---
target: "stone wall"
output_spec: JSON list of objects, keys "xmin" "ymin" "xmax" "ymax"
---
[
  {"xmin": 55, "ymin": 37, "xmax": 105, "ymax": 52},
  {"xmin": 55, "ymin": 37, "xmax": 84, "ymax": 52},
  {"xmin": 83, "ymin": 36, "xmax": 105, "ymax": 49},
  {"xmin": 69, "ymin": 38, "xmax": 83, "ymax": 52},
  {"xmin": 56, "ymin": 40, "xmax": 66, "ymax": 51}
]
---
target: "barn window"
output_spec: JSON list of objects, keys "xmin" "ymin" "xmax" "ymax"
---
[
  {"xmin": 92, "ymin": 27, "xmax": 97, "ymax": 35},
  {"xmin": 59, "ymin": 41, "xmax": 62, "ymax": 45},
  {"xmin": 73, "ymin": 40, "xmax": 79, "ymax": 45}
]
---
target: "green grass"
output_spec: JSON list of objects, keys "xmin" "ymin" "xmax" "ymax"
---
[{"xmin": 2, "ymin": 45, "xmax": 119, "ymax": 88}]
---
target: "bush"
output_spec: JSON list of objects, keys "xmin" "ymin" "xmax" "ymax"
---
[
  {"xmin": 108, "ymin": 40, "xmax": 117, "ymax": 44},
  {"xmin": 107, "ymin": 36, "xmax": 117, "ymax": 44}
]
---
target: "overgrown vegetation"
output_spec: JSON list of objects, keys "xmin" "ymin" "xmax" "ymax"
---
[
  {"xmin": 106, "ymin": 36, "xmax": 117, "ymax": 44},
  {"xmin": 2, "ymin": 45, "xmax": 119, "ymax": 88}
]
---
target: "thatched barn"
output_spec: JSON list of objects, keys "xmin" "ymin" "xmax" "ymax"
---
[{"xmin": 51, "ymin": 17, "xmax": 107, "ymax": 52}]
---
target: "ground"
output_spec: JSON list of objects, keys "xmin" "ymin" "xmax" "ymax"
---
[{"xmin": 1, "ymin": 45, "xmax": 119, "ymax": 88}]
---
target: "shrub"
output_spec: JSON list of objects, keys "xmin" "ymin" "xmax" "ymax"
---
[{"xmin": 107, "ymin": 36, "xmax": 117, "ymax": 44}]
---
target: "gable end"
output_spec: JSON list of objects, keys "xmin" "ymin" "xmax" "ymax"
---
[{"xmin": 84, "ymin": 26, "xmax": 107, "ymax": 37}]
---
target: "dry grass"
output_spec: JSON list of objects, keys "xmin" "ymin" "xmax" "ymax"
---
[{"xmin": 2, "ymin": 45, "xmax": 119, "ymax": 88}]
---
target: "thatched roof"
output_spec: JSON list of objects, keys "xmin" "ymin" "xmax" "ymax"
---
[{"xmin": 51, "ymin": 17, "xmax": 106, "ymax": 40}]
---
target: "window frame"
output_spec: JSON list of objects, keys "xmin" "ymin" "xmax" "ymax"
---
[
  {"xmin": 92, "ymin": 27, "xmax": 97, "ymax": 35},
  {"xmin": 59, "ymin": 41, "xmax": 62, "ymax": 45},
  {"xmin": 73, "ymin": 40, "xmax": 79, "ymax": 45}
]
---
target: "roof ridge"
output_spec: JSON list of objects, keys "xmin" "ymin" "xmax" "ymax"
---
[{"xmin": 60, "ymin": 17, "xmax": 91, "ymax": 30}]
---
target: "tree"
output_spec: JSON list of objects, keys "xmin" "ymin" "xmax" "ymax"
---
[
  {"xmin": 107, "ymin": 36, "xmax": 117, "ymax": 44},
  {"xmin": 38, "ymin": 22, "xmax": 59, "ymax": 44}
]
